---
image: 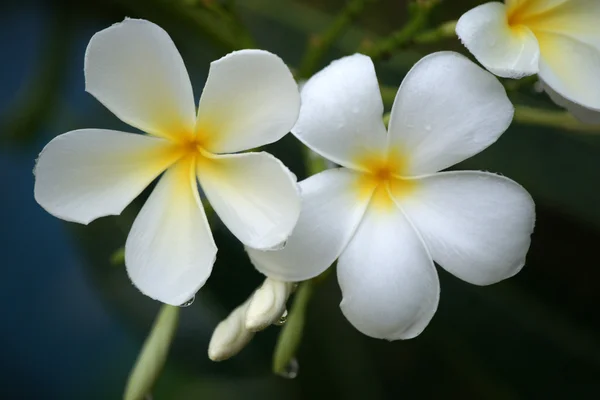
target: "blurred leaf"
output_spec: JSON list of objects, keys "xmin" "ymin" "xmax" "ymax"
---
[
  {"xmin": 110, "ymin": 246, "xmax": 125, "ymax": 266},
  {"xmin": 124, "ymin": 305, "xmax": 180, "ymax": 400}
]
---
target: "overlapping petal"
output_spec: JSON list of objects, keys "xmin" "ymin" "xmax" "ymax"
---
[
  {"xmin": 510, "ymin": 0, "xmax": 600, "ymax": 49},
  {"xmin": 387, "ymin": 52, "xmax": 513, "ymax": 175},
  {"xmin": 395, "ymin": 171, "xmax": 535, "ymax": 285},
  {"xmin": 85, "ymin": 18, "xmax": 196, "ymax": 141},
  {"xmin": 34, "ymin": 129, "xmax": 180, "ymax": 224},
  {"xmin": 337, "ymin": 203, "xmax": 440, "ymax": 340},
  {"xmin": 197, "ymin": 151, "xmax": 300, "ymax": 250},
  {"xmin": 291, "ymin": 54, "xmax": 388, "ymax": 171},
  {"xmin": 126, "ymin": 157, "xmax": 217, "ymax": 306},
  {"xmin": 542, "ymin": 81, "xmax": 600, "ymax": 124},
  {"xmin": 196, "ymin": 50, "xmax": 300, "ymax": 154},
  {"xmin": 537, "ymin": 31, "xmax": 600, "ymax": 113},
  {"xmin": 456, "ymin": 2, "xmax": 540, "ymax": 78},
  {"xmin": 247, "ymin": 168, "xmax": 372, "ymax": 281}
]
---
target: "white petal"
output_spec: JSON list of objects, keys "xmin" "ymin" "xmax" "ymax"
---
[
  {"xmin": 291, "ymin": 54, "xmax": 388, "ymax": 170},
  {"xmin": 396, "ymin": 171, "xmax": 535, "ymax": 286},
  {"xmin": 245, "ymin": 278, "xmax": 294, "ymax": 332},
  {"xmin": 246, "ymin": 168, "xmax": 371, "ymax": 281},
  {"xmin": 126, "ymin": 157, "xmax": 217, "ymax": 306},
  {"xmin": 456, "ymin": 2, "xmax": 540, "ymax": 78},
  {"xmin": 537, "ymin": 31, "xmax": 600, "ymax": 113},
  {"xmin": 337, "ymin": 203, "xmax": 440, "ymax": 340},
  {"xmin": 85, "ymin": 19, "xmax": 196, "ymax": 141},
  {"xmin": 387, "ymin": 52, "xmax": 514, "ymax": 175},
  {"xmin": 196, "ymin": 50, "xmax": 300, "ymax": 153},
  {"xmin": 542, "ymin": 80, "xmax": 600, "ymax": 124},
  {"xmin": 208, "ymin": 299, "xmax": 254, "ymax": 361},
  {"xmin": 34, "ymin": 129, "xmax": 180, "ymax": 224},
  {"xmin": 197, "ymin": 151, "xmax": 300, "ymax": 250}
]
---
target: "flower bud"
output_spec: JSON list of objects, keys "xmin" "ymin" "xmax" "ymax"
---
[
  {"xmin": 208, "ymin": 300, "xmax": 255, "ymax": 361},
  {"xmin": 245, "ymin": 278, "xmax": 295, "ymax": 332}
]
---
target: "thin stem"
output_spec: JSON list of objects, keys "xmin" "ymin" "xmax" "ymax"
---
[
  {"xmin": 272, "ymin": 280, "xmax": 313, "ymax": 374},
  {"xmin": 362, "ymin": 0, "xmax": 440, "ymax": 61},
  {"xmin": 412, "ymin": 20, "xmax": 457, "ymax": 45},
  {"xmin": 514, "ymin": 106, "xmax": 600, "ymax": 133},
  {"xmin": 298, "ymin": 0, "xmax": 374, "ymax": 78},
  {"xmin": 124, "ymin": 305, "xmax": 180, "ymax": 400}
]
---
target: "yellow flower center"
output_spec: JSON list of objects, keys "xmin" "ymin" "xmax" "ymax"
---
[
  {"xmin": 354, "ymin": 147, "xmax": 416, "ymax": 212},
  {"xmin": 505, "ymin": 0, "xmax": 559, "ymax": 34}
]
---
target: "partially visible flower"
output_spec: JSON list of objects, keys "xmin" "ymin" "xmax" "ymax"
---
[
  {"xmin": 33, "ymin": 19, "xmax": 301, "ymax": 305},
  {"xmin": 208, "ymin": 299, "xmax": 255, "ymax": 362},
  {"xmin": 246, "ymin": 278, "xmax": 294, "ymax": 332},
  {"xmin": 456, "ymin": 0, "xmax": 600, "ymax": 123},
  {"xmin": 247, "ymin": 52, "xmax": 535, "ymax": 340},
  {"xmin": 208, "ymin": 278, "xmax": 292, "ymax": 361}
]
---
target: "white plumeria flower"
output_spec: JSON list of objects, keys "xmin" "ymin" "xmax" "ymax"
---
[
  {"xmin": 456, "ymin": 0, "xmax": 600, "ymax": 123},
  {"xmin": 247, "ymin": 52, "xmax": 536, "ymax": 340},
  {"xmin": 33, "ymin": 19, "xmax": 301, "ymax": 306}
]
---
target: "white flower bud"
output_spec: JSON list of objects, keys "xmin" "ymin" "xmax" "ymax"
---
[
  {"xmin": 208, "ymin": 300, "xmax": 255, "ymax": 362},
  {"xmin": 245, "ymin": 278, "xmax": 295, "ymax": 332}
]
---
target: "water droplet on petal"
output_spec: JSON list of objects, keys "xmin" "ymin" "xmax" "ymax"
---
[
  {"xmin": 274, "ymin": 309, "xmax": 288, "ymax": 326},
  {"xmin": 179, "ymin": 295, "xmax": 195, "ymax": 307},
  {"xmin": 425, "ymin": 124, "xmax": 432, "ymax": 132},
  {"xmin": 277, "ymin": 358, "xmax": 299, "ymax": 379}
]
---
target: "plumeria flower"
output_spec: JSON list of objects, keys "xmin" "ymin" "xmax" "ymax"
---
[
  {"xmin": 247, "ymin": 52, "xmax": 536, "ymax": 340},
  {"xmin": 33, "ymin": 19, "xmax": 301, "ymax": 305},
  {"xmin": 456, "ymin": 0, "xmax": 600, "ymax": 123}
]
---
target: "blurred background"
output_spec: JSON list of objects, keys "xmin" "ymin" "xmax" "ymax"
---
[{"xmin": 1, "ymin": 0, "xmax": 599, "ymax": 398}]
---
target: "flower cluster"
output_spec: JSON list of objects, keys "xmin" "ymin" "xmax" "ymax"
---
[{"xmin": 35, "ymin": 9, "xmax": 567, "ymax": 360}]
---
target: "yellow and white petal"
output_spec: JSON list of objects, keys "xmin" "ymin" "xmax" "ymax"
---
[
  {"xmin": 337, "ymin": 203, "xmax": 440, "ymax": 341},
  {"xmin": 537, "ymin": 31, "xmax": 600, "ymax": 113},
  {"xmin": 508, "ymin": 0, "xmax": 600, "ymax": 49},
  {"xmin": 85, "ymin": 18, "xmax": 196, "ymax": 141},
  {"xmin": 126, "ymin": 157, "xmax": 217, "ymax": 306},
  {"xmin": 34, "ymin": 129, "xmax": 180, "ymax": 224},
  {"xmin": 542, "ymin": 80, "xmax": 600, "ymax": 123},
  {"xmin": 395, "ymin": 171, "xmax": 535, "ymax": 286},
  {"xmin": 247, "ymin": 168, "xmax": 372, "ymax": 282},
  {"xmin": 197, "ymin": 151, "xmax": 300, "ymax": 250},
  {"xmin": 456, "ymin": 2, "xmax": 540, "ymax": 78},
  {"xmin": 196, "ymin": 50, "xmax": 300, "ymax": 153},
  {"xmin": 388, "ymin": 52, "xmax": 513, "ymax": 176},
  {"xmin": 291, "ymin": 54, "xmax": 388, "ymax": 171}
]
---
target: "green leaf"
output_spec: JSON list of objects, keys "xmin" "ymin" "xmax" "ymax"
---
[{"xmin": 124, "ymin": 305, "xmax": 180, "ymax": 400}]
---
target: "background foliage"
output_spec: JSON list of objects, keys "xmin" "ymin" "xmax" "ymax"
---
[{"xmin": 1, "ymin": 0, "xmax": 599, "ymax": 398}]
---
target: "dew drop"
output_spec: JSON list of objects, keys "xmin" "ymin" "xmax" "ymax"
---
[
  {"xmin": 179, "ymin": 295, "xmax": 195, "ymax": 307},
  {"xmin": 425, "ymin": 124, "xmax": 432, "ymax": 132},
  {"xmin": 277, "ymin": 357, "xmax": 299, "ymax": 379},
  {"xmin": 274, "ymin": 309, "xmax": 288, "ymax": 326}
]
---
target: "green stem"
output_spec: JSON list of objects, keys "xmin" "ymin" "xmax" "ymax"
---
[
  {"xmin": 362, "ymin": 0, "xmax": 439, "ymax": 61},
  {"xmin": 298, "ymin": 0, "xmax": 373, "ymax": 78},
  {"xmin": 514, "ymin": 106, "xmax": 600, "ymax": 133},
  {"xmin": 188, "ymin": 0, "xmax": 256, "ymax": 48},
  {"xmin": 124, "ymin": 305, "xmax": 180, "ymax": 400},
  {"xmin": 412, "ymin": 20, "xmax": 457, "ymax": 45},
  {"xmin": 272, "ymin": 281, "xmax": 314, "ymax": 375}
]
